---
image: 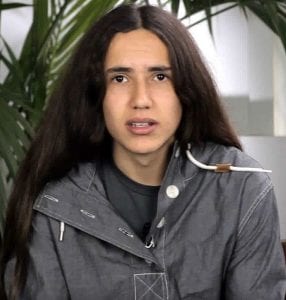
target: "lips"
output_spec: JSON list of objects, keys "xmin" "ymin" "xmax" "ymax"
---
[{"xmin": 126, "ymin": 118, "xmax": 158, "ymax": 135}]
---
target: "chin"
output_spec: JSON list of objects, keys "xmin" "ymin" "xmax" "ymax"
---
[
  {"xmin": 128, "ymin": 146, "xmax": 156, "ymax": 155},
  {"xmin": 126, "ymin": 142, "xmax": 169, "ymax": 156}
]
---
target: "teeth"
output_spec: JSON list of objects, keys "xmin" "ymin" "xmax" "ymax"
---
[{"xmin": 132, "ymin": 122, "xmax": 149, "ymax": 127}]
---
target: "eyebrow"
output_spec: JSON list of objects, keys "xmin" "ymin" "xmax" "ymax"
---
[{"xmin": 105, "ymin": 65, "xmax": 172, "ymax": 74}]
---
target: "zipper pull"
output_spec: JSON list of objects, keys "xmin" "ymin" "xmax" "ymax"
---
[{"xmin": 59, "ymin": 221, "xmax": 65, "ymax": 242}]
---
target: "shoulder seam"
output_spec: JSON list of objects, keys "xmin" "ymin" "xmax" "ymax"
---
[{"xmin": 237, "ymin": 181, "xmax": 273, "ymax": 237}]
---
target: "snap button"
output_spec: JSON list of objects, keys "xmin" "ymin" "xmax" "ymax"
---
[
  {"xmin": 166, "ymin": 185, "xmax": 179, "ymax": 198},
  {"xmin": 157, "ymin": 217, "xmax": 165, "ymax": 228}
]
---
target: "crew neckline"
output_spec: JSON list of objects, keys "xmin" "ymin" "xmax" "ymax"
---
[{"xmin": 110, "ymin": 159, "xmax": 160, "ymax": 196}]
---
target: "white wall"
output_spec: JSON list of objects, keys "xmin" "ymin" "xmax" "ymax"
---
[
  {"xmin": 241, "ymin": 136, "xmax": 286, "ymax": 239},
  {"xmin": 188, "ymin": 5, "xmax": 286, "ymax": 137},
  {"xmin": 0, "ymin": 1, "xmax": 32, "ymax": 82},
  {"xmin": 190, "ymin": 5, "xmax": 286, "ymax": 239}
]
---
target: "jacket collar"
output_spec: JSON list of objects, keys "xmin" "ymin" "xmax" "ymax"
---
[
  {"xmin": 33, "ymin": 161, "xmax": 160, "ymax": 265},
  {"xmin": 33, "ymin": 142, "xmax": 218, "ymax": 266}
]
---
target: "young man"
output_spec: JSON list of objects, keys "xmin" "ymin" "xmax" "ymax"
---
[{"xmin": 1, "ymin": 5, "xmax": 286, "ymax": 299}]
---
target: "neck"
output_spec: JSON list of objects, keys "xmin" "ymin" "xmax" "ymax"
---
[{"xmin": 113, "ymin": 147, "xmax": 172, "ymax": 186}]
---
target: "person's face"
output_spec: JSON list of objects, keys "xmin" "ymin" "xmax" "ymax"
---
[{"xmin": 103, "ymin": 29, "xmax": 182, "ymax": 160}]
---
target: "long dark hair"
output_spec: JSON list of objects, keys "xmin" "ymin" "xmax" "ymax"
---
[{"xmin": 0, "ymin": 4, "xmax": 241, "ymax": 299}]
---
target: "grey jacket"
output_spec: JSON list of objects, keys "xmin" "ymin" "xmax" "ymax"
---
[{"xmin": 6, "ymin": 143, "xmax": 286, "ymax": 299}]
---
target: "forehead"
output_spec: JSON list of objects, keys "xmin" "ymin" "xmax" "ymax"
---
[{"xmin": 104, "ymin": 29, "xmax": 170, "ymax": 68}]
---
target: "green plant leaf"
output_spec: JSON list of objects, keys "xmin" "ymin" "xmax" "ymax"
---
[
  {"xmin": 0, "ymin": 101, "xmax": 32, "ymax": 155},
  {"xmin": 0, "ymin": 86, "xmax": 35, "ymax": 113},
  {"xmin": 0, "ymin": 3, "xmax": 31, "ymax": 10},
  {"xmin": 185, "ymin": 3, "xmax": 238, "ymax": 28},
  {"xmin": 0, "ymin": 36, "xmax": 27, "ymax": 95},
  {"xmin": 247, "ymin": 1, "xmax": 286, "ymax": 51},
  {"xmin": 171, "ymin": 0, "xmax": 180, "ymax": 15},
  {"xmin": 0, "ymin": 131, "xmax": 18, "ymax": 179},
  {"xmin": 204, "ymin": 5, "xmax": 214, "ymax": 37},
  {"xmin": 0, "ymin": 161, "xmax": 8, "ymax": 235},
  {"xmin": 57, "ymin": 0, "xmax": 118, "ymax": 54}
]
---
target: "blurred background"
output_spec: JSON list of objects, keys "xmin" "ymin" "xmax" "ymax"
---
[{"xmin": 0, "ymin": 0, "xmax": 285, "ymax": 239}]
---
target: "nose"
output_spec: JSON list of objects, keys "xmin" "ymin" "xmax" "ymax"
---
[{"xmin": 131, "ymin": 79, "xmax": 152, "ymax": 109}]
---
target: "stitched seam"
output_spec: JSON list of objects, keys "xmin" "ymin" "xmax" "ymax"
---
[
  {"xmin": 134, "ymin": 274, "xmax": 136, "ymax": 300},
  {"xmin": 34, "ymin": 207, "xmax": 154, "ymax": 262},
  {"xmin": 238, "ymin": 183, "xmax": 272, "ymax": 237},
  {"xmin": 136, "ymin": 275, "xmax": 163, "ymax": 300},
  {"xmin": 86, "ymin": 169, "xmax": 96, "ymax": 192},
  {"xmin": 39, "ymin": 192, "xmax": 116, "ymax": 211},
  {"xmin": 134, "ymin": 273, "xmax": 165, "ymax": 276},
  {"xmin": 34, "ymin": 191, "xmax": 45, "ymax": 207},
  {"xmin": 162, "ymin": 228, "xmax": 166, "ymax": 270},
  {"xmin": 134, "ymin": 273, "xmax": 166, "ymax": 300},
  {"xmin": 162, "ymin": 228, "xmax": 169, "ymax": 300},
  {"xmin": 163, "ymin": 273, "xmax": 168, "ymax": 300},
  {"xmin": 183, "ymin": 171, "xmax": 199, "ymax": 183},
  {"xmin": 163, "ymin": 226, "xmax": 169, "ymax": 300}
]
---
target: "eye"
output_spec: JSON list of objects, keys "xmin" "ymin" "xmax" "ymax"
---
[
  {"xmin": 154, "ymin": 73, "xmax": 167, "ymax": 81},
  {"xmin": 112, "ymin": 75, "xmax": 127, "ymax": 83}
]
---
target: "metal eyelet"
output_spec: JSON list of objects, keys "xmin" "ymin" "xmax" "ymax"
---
[{"xmin": 145, "ymin": 236, "xmax": 155, "ymax": 248}]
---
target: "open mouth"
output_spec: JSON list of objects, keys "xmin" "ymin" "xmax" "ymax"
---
[
  {"xmin": 126, "ymin": 118, "xmax": 158, "ymax": 134},
  {"xmin": 130, "ymin": 122, "xmax": 155, "ymax": 127}
]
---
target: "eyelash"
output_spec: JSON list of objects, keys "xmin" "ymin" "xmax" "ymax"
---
[
  {"xmin": 154, "ymin": 73, "xmax": 168, "ymax": 81},
  {"xmin": 111, "ymin": 75, "xmax": 127, "ymax": 83},
  {"xmin": 110, "ymin": 73, "xmax": 170, "ymax": 83}
]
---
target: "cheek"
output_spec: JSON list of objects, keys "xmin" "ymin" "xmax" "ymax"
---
[
  {"xmin": 156, "ymin": 87, "xmax": 181, "ymax": 112},
  {"xmin": 160, "ymin": 99, "xmax": 182, "ymax": 133},
  {"xmin": 103, "ymin": 97, "xmax": 124, "ymax": 138},
  {"xmin": 103, "ymin": 87, "xmax": 127, "ymax": 116},
  {"xmin": 169, "ymin": 96, "xmax": 182, "ymax": 122},
  {"xmin": 170, "ymin": 100, "xmax": 182, "ymax": 132},
  {"xmin": 178, "ymin": 103, "xmax": 183, "ymax": 121},
  {"xmin": 103, "ymin": 92, "xmax": 117, "ymax": 116},
  {"xmin": 102, "ymin": 98, "xmax": 114, "ymax": 128}
]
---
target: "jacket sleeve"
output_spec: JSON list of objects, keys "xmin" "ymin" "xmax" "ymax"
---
[
  {"xmin": 224, "ymin": 184, "xmax": 286, "ymax": 299},
  {"xmin": 5, "ymin": 212, "xmax": 70, "ymax": 300}
]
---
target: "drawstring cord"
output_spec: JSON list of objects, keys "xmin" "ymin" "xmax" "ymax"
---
[
  {"xmin": 186, "ymin": 144, "xmax": 272, "ymax": 173},
  {"xmin": 56, "ymin": 145, "xmax": 270, "ymax": 248},
  {"xmin": 59, "ymin": 221, "xmax": 65, "ymax": 241}
]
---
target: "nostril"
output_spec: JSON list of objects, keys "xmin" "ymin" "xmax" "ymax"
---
[{"xmin": 133, "ymin": 105, "xmax": 150, "ymax": 109}]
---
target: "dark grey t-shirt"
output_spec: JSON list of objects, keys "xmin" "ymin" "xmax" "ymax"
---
[{"xmin": 101, "ymin": 159, "xmax": 159, "ymax": 241}]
